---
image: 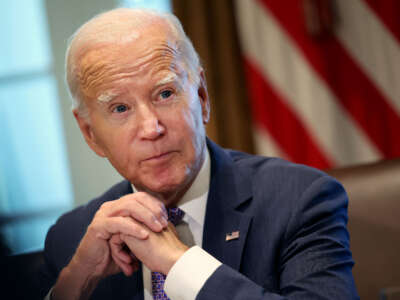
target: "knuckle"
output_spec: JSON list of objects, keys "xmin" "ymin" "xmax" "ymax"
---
[
  {"xmin": 126, "ymin": 203, "xmax": 140, "ymax": 216},
  {"xmin": 99, "ymin": 201, "xmax": 111, "ymax": 211},
  {"xmin": 86, "ymin": 223, "xmax": 99, "ymax": 235},
  {"xmin": 131, "ymin": 223, "xmax": 143, "ymax": 235},
  {"xmin": 121, "ymin": 193, "xmax": 134, "ymax": 201},
  {"xmin": 124, "ymin": 193, "xmax": 142, "ymax": 205},
  {"xmin": 133, "ymin": 191, "xmax": 145, "ymax": 198}
]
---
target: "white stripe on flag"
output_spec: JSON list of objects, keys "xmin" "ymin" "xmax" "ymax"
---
[
  {"xmin": 335, "ymin": 0, "xmax": 400, "ymax": 115},
  {"xmin": 253, "ymin": 125, "xmax": 287, "ymax": 159},
  {"xmin": 235, "ymin": 0, "xmax": 381, "ymax": 165}
]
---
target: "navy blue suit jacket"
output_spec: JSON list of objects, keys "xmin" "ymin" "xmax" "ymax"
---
[{"xmin": 40, "ymin": 140, "xmax": 359, "ymax": 299}]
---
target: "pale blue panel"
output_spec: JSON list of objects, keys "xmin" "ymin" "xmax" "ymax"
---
[
  {"xmin": 120, "ymin": 0, "xmax": 171, "ymax": 12},
  {"xmin": 2, "ymin": 213, "xmax": 65, "ymax": 253},
  {"xmin": 0, "ymin": 0, "xmax": 52, "ymax": 76},
  {"xmin": 0, "ymin": 75, "xmax": 72, "ymax": 214}
]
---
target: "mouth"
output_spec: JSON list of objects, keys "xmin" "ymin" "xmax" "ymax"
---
[{"xmin": 142, "ymin": 151, "xmax": 176, "ymax": 164}]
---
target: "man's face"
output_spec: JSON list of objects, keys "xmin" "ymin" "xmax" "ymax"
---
[{"xmin": 74, "ymin": 29, "xmax": 209, "ymax": 204}]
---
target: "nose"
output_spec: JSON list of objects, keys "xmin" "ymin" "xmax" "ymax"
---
[{"xmin": 137, "ymin": 104, "xmax": 165, "ymax": 140}]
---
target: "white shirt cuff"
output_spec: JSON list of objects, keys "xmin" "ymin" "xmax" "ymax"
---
[{"xmin": 164, "ymin": 246, "xmax": 222, "ymax": 300}]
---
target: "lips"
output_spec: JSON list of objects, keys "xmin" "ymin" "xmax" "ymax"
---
[{"xmin": 142, "ymin": 151, "xmax": 176, "ymax": 163}]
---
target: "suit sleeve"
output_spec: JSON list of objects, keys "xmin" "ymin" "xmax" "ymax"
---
[
  {"xmin": 196, "ymin": 176, "xmax": 359, "ymax": 300},
  {"xmin": 38, "ymin": 224, "xmax": 59, "ymax": 299}
]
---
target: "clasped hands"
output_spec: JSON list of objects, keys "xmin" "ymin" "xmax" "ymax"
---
[{"xmin": 71, "ymin": 192, "xmax": 188, "ymax": 281}]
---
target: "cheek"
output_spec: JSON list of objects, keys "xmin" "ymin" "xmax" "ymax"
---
[
  {"xmin": 171, "ymin": 105, "xmax": 202, "ymax": 143},
  {"xmin": 175, "ymin": 103, "xmax": 206, "ymax": 158},
  {"xmin": 95, "ymin": 125, "xmax": 132, "ymax": 162},
  {"xmin": 188, "ymin": 101, "xmax": 206, "ymax": 142},
  {"xmin": 181, "ymin": 95, "xmax": 205, "ymax": 129}
]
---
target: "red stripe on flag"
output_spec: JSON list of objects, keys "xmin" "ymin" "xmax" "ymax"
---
[
  {"xmin": 244, "ymin": 58, "xmax": 334, "ymax": 169},
  {"xmin": 259, "ymin": 0, "xmax": 400, "ymax": 158},
  {"xmin": 363, "ymin": 0, "xmax": 400, "ymax": 45}
]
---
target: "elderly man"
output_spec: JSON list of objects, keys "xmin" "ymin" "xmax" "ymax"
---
[{"xmin": 40, "ymin": 8, "xmax": 358, "ymax": 300}]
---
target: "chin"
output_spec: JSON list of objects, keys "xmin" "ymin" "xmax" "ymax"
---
[
  {"xmin": 138, "ymin": 172, "xmax": 190, "ymax": 200},
  {"xmin": 148, "ymin": 177, "xmax": 184, "ymax": 194},
  {"xmin": 129, "ymin": 161, "xmax": 197, "ymax": 198}
]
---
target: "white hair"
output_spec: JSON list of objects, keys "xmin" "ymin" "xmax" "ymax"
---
[{"xmin": 65, "ymin": 8, "xmax": 201, "ymax": 117}]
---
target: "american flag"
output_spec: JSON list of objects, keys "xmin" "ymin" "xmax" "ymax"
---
[
  {"xmin": 226, "ymin": 230, "xmax": 240, "ymax": 241},
  {"xmin": 235, "ymin": 0, "xmax": 400, "ymax": 169}
]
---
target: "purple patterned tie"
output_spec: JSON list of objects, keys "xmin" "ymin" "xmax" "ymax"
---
[{"xmin": 151, "ymin": 207, "xmax": 184, "ymax": 300}]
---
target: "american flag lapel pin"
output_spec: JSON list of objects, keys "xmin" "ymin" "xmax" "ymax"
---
[{"xmin": 225, "ymin": 230, "xmax": 240, "ymax": 241}]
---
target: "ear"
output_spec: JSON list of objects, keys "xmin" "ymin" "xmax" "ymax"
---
[
  {"xmin": 197, "ymin": 70, "xmax": 210, "ymax": 124},
  {"xmin": 73, "ymin": 109, "xmax": 106, "ymax": 157}
]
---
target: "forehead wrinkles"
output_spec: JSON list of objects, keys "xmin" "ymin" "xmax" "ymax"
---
[
  {"xmin": 77, "ymin": 47, "xmax": 111, "ymax": 99},
  {"xmin": 78, "ymin": 42, "xmax": 185, "ymax": 99},
  {"xmin": 146, "ymin": 44, "xmax": 186, "ymax": 79}
]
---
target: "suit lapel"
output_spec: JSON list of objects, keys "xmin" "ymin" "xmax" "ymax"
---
[{"xmin": 202, "ymin": 139, "xmax": 253, "ymax": 271}]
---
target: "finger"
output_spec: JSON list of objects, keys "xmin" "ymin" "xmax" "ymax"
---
[
  {"xmin": 109, "ymin": 234, "xmax": 132, "ymax": 264},
  {"xmin": 125, "ymin": 192, "xmax": 168, "ymax": 229},
  {"xmin": 120, "ymin": 233, "xmax": 139, "ymax": 248},
  {"xmin": 131, "ymin": 259, "xmax": 139, "ymax": 271},
  {"xmin": 134, "ymin": 193, "xmax": 168, "ymax": 226},
  {"xmin": 92, "ymin": 216, "xmax": 149, "ymax": 240},
  {"xmin": 111, "ymin": 249, "xmax": 134, "ymax": 276},
  {"xmin": 101, "ymin": 195, "xmax": 167, "ymax": 232},
  {"xmin": 109, "ymin": 235, "xmax": 134, "ymax": 276}
]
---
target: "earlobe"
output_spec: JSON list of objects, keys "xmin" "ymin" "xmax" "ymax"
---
[
  {"xmin": 73, "ymin": 109, "xmax": 106, "ymax": 157},
  {"xmin": 198, "ymin": 70, "xmax": 210, "ymax": 124}
]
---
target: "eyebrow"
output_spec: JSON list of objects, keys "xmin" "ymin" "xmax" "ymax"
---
[
  {"xmin": 97, "ymin": 91, "xmax": 119, "ymax": 103},
  {"xmin": 96, "ymin": 73, "xmax": 180, "ymax": 104},
  {"xmin": 155, "ymin": 73, "xmax": 178, "ymax": 87}
]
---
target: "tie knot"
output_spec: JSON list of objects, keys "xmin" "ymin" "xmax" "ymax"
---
[{"xmin": 168, "ymin": 207, "xmax": 184, "ymax": 225}]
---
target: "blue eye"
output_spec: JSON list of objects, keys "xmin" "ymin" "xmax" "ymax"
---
[
  {"xmin": 160, "ymin": 90, "xmax": 172, "ymax": 99},
  {"xmin": 113, "ymin": 104, "xmax": 128, "ymax": 113}
]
